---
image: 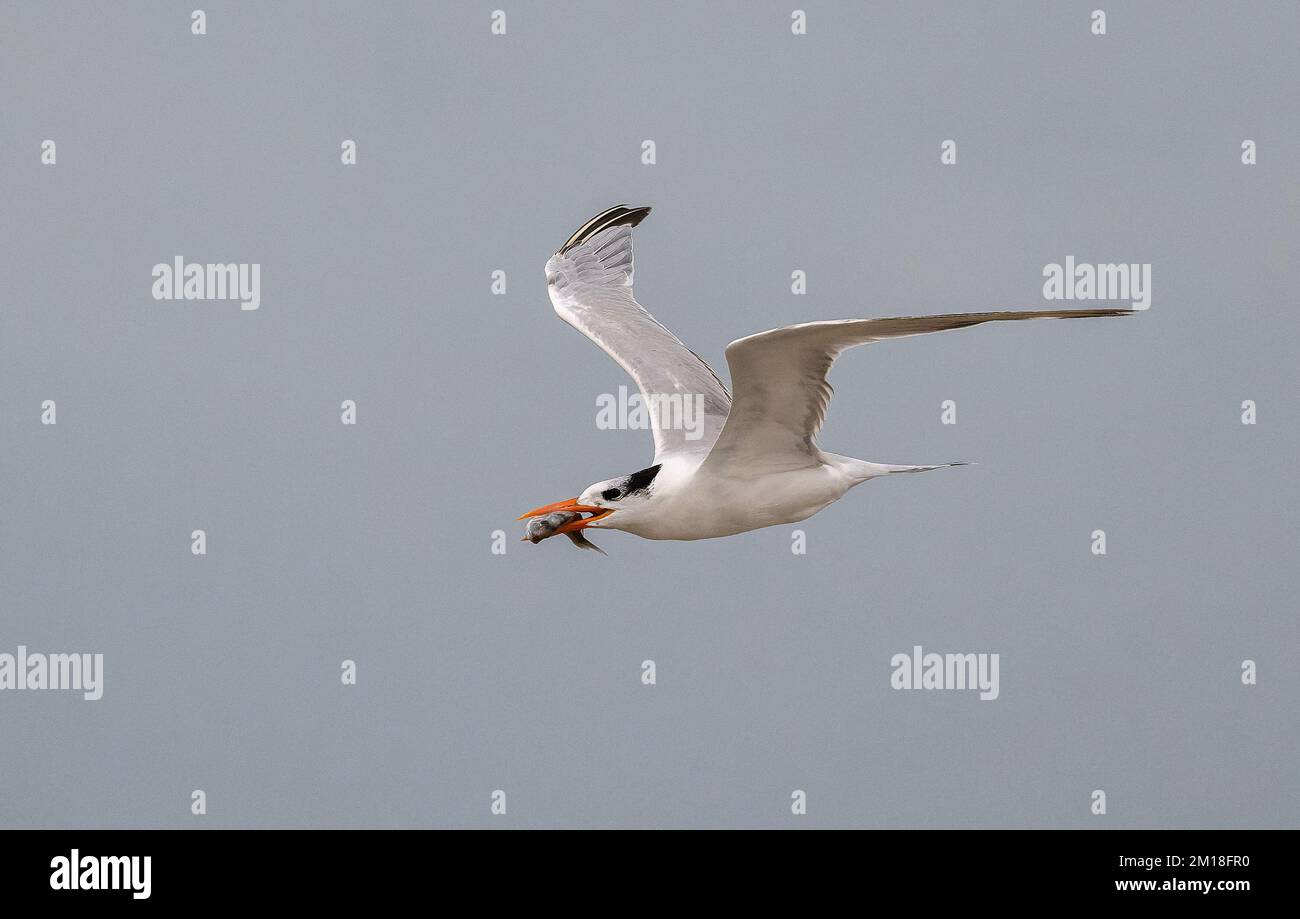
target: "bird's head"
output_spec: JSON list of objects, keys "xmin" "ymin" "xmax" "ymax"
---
[{"xmin": 517, "ymin": 464, "xmax": 662, "ymax": 534}]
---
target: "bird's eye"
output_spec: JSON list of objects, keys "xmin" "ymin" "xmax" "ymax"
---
[{"xmin": 601, "ymin": 488, "xmax": 620, "ymax": 501}]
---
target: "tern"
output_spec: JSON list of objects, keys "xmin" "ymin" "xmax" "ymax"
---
[{"xmin": 518, "ymin": 205, "xmax": 1132, "ymax": 545}]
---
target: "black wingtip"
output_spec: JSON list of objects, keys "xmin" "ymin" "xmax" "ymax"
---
[
  {"xmin": 559, "ymin": 205, "xmax": 652, "ymax": 254},
  {"xmin": 623, "ymin": 205, "xmax": 652, "ymax": 227}
]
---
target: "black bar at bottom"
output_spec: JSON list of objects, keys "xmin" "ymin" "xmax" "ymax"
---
[{"xmin": 0, "ymin": 829, "xmax": 1285, "ymax": 905}]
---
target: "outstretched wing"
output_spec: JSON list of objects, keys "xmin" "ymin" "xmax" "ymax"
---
[
  {"xmin": 545, "ymin": 205, "xmax": 731, "ymax": 463},
  {"xmin": 700, "ymin": 309, "xmax": 1134, "ymax": 475}
]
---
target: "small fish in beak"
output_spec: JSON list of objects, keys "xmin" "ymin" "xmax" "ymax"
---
[{"xmin": 522, "ymin": 511, "xmax": 607, "ymax": 555}]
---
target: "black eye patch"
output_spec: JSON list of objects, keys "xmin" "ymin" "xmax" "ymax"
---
[
  {"xmin": 624, "ymin": 464, "xmax": 662, "ymax": 494},
  {"xmin": 601, "ymin": 488, "xmax": 621, "ymax": 501}
]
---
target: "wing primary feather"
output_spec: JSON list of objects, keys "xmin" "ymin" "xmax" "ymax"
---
[
  {"xmin": 559, "ymin": 205, "xmax": 652, "ymax": 254},
  {"xmin": 559, "ymin": 206, "xmax": 626, "ymax": 253}
]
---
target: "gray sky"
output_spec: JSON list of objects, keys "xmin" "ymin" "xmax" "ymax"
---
[{"xmin": 1, "ymin": 1, "xmax": 1296, "ymax": 828}]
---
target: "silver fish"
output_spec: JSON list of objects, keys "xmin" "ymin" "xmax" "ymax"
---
[{"xmin": 522, "ymin": 511, "xmax": 607, "ymax": 555}]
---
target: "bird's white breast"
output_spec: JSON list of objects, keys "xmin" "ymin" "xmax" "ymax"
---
[{"xmin": 615, "ymin": 460, "xmax": 858, "ymax": 540}]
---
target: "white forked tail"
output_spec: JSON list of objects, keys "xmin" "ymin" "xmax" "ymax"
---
[{"xmin": 831, "ymin": 456, "xmax": 972, "ymax": 484}]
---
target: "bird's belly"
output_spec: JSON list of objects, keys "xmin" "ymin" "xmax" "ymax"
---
[{"xmin": 624, "ymin": 466, "xmax": 852, "ymax": 540}]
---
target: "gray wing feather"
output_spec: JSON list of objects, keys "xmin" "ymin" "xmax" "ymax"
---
[
  {"xmin": 545, "ymin": 206, "xmax": 731, "ymax": 463},
  {"xmin": 701, "ymin": 309, "xmax": 1133, "ymax": 474}
]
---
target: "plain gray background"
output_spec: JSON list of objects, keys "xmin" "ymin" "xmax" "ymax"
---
[{"xmin": 2, "ymin": 1, "xmax": 1296, "ymax": 828}]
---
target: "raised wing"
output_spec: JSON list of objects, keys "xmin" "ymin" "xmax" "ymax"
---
[
  {"xmin": 545, "ymin": 205, "xmax": 731, "ymax": 463},
  {"xmin": 700, "ymin": 309, "xmax": 1133, "ymax": 475}
]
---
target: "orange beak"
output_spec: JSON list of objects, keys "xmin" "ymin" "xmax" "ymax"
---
[{"xmin": 516, "ymin": 497, "xmax": 614, "ymax": 533}]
